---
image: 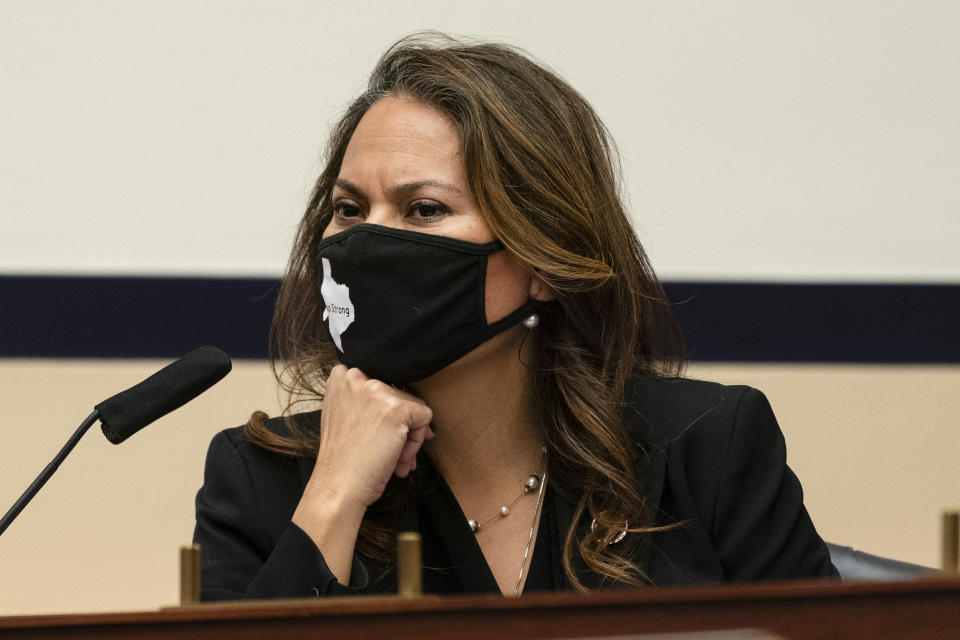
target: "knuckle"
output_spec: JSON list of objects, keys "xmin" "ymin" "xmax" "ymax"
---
[
  {"xmin": 345, "ymin": 367, "xmax": 366, "ymax": 382},
  {"xmin": 362, "ymin": 378, "xmax": 385, "ymax": 394},
  {"xmin": 381, "ymin": 395, "xmax": 403, "ymax": 413}
]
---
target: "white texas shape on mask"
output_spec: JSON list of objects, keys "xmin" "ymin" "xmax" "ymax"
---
[{"xmin": 320, "ymin": 257, "xmax": 354, "ymax": 352}]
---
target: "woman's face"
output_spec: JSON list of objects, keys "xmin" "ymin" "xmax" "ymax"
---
[
  {"xmin": 323, "ymin": 95, "xmax": 539, "ymax": 325},
  {"xmin": 323, "ymin": 95, "xmax": 491, "ymax": 243}
]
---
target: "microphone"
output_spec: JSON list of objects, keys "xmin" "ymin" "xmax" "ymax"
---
[
  {"xmin": 97, "ymin": 344, "xmax": 232, "ymax": 444},
  {"xmin": 0, "ymin": 345, "xmax": 232, "ymax": 537}
]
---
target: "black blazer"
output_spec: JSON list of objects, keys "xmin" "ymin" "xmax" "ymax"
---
[{"xmin": 194, "ymin": 377, "xmax": 837, "ymax": 600}]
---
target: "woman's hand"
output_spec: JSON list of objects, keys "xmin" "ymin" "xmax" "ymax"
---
[
  {"xmin": 292, "ymin": 365, "xmax": 434, "ymax": 584},
  {"xmin": 315, "ymin": 365, "xmax": 434, "ymax": 506}
]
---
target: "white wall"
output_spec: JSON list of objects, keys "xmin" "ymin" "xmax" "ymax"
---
[{"xmin": 1, "ymin": 1, "xmax": 958, "ymax": 281}]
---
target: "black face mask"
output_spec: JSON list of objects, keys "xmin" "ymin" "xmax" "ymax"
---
[{"xmin": 317, "ymin": 224, "xmax": 538, "ymax": 385}]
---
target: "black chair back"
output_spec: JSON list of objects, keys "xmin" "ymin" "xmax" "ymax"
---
[{"xmin": 827, "ymin": 542, "xmax": 940, "ymax": 581}]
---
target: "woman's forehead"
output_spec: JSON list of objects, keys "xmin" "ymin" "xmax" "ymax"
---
[
  {"xmin": 339, "ymin": 96, "xmax": 466, "ymax": 187},
  {"xmin": 348, "ymin": 97, "xmax": 459, "ymax": 156}
]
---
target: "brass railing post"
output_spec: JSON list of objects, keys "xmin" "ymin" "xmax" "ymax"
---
[
  {"xmin": 397, "ymin": 532, "xmax": 423, "ymax": 598},
  {"xmin": 180, "ymin": 544, "xmax": 201, "ymax": 605},
  {"xmin": 943, "ymin": 511, "xmax": 959, "ymax": 574}
]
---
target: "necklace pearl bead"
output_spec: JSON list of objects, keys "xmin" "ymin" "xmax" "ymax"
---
[
  {"xmin": 524, "ymin": 474, "xmax": 540, "ymax": 492},
  {"xmin": 466, "ymin": 470, "xmax": 543, "ymax": 534}
]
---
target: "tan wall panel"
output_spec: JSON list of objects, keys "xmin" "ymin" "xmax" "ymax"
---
[
  {"xmin": 0, "ymin": 359, "xmax": 283, "ymax": 616},
  {"xmin": 1, "ymin": 360, "xmax": 958, "ymax": 615}
]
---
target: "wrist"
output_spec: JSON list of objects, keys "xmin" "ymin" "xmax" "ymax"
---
[{"xmin": 293, "ymin": 484, "xmax": 366, "ymax": 543}]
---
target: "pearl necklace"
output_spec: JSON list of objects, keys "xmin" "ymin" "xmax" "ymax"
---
[
  {"xmin": 514, "ymin": 469, "xmax": 546, "ymax": 596},
  {"xmin": 466, "ymin": 472, "xmax": 543, "ymax": 533},
  {"xmin": 464, "ymin": 454, "xmax": 548, "ymax": 597}
]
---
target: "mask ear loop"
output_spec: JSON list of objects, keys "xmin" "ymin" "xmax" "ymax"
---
[
  {"xmin": 484, "ymin": 298, "xmax": 541, "ymax": 338},
  {"xmin": 514, "ymin": 298, "xmax": 545, "ymax": 375},
  {"xmin": 477, "ymin": 236, "xmax": 540, "ymax": 339}
]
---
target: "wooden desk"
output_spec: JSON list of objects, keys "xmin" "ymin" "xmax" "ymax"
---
[{"xmin": 2, "ymin": 577, "xmax": 959, "ymax": 639}]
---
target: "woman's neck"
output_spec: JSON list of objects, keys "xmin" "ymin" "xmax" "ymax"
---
[{"xmin": 412, "ymin": 330, "xmax": 544, "ymax": 489}]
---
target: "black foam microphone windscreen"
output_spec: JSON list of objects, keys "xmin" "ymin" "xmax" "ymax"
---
[{"xmin": 95, "ymin": 345, "xmax": 232, "ymax": 444}]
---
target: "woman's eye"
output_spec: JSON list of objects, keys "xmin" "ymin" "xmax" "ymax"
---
[
  {"xmin": 410, "ymin": 201, "xmax": 449, "ymax": 219},
  {"xmin": 333, "ymin": 202, "xmax": 363, "ymax": 219}
]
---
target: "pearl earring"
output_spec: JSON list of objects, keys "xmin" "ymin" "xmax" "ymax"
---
[{"xmin": 522, "ymin": 313, "xmax": 540, "ymax": 329}]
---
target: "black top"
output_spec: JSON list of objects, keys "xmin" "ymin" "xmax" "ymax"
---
[{"xmin": 193, "ymin": 377, "xmax": 838, "ymax": 600}]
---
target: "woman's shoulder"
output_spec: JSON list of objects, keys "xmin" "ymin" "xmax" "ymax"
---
[
  {"xmin": 623, "ymin": 375, "xmax": 773, "ymax": 448},
  {"xmin": 203, "ymin": 409, "xmax": 323, "ymax": 479},
  {"xmin": 199, "ymin": 411, "xmax": 322, "ymax": 523},
  {"xmin": 208, "ymin": 409, "xmax": 322, "ymax": 447},
  {"xmin": 626, "ymin": 376, "xmax": 838, "ymax": 582}
]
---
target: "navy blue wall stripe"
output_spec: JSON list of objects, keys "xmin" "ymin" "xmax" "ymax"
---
[
  {"xmin": 1, "ymin": 276, "xmax": 957, "ymax": 362},
  {"xmin": 0, "ymin": 276, "xmax": 279, "ymax": 360},
  {"xmin": 666, "ymin": 282, "xmax": 958, "ymax": 363}
]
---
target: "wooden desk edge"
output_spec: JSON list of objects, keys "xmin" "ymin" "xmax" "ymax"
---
[{"xmin": 3, "ymin": 575, "xmax": 960, "ymax": 631}]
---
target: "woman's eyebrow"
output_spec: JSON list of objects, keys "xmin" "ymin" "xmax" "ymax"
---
[
  {"xmin": 334, "ymin": 178, "xmax": 364, "ymax": 195},
  {"xmin": 388, "ymin": 180, "xmax": 464, "ymax": 197},
  {"xmin": 333, "ymin": 178, "xmax": 463, "ymax": 198}
]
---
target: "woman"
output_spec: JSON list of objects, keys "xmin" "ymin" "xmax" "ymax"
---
[{"xmin": 194, "ymin": 34, "xmax": 836, "ymax": 599}]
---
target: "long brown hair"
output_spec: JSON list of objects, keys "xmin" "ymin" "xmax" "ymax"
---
[{"xmin": 246, "ymin": 33, "xmax": 685, "ymax": 589}]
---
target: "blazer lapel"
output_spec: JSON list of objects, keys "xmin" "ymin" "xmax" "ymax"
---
[
  {"xmin": 552, "ymin": 484, "xmax": 604, "ymax": 590},
  {"xmin": 635, "ymin": 441, "xmax": 667, "ymax": 572},
  {"xmin": 552, "ymin": 425, "xmax": 669, "ymax": 589},
  {"xmin": 624, "ymin": 385, "xmax": 671, "ymax": 578}
]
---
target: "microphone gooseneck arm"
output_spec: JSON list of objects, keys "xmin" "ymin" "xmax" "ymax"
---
[
  {"xmin": 0, "ymin": 345, "xmax": 231, "ymax": 538},
  {"xmin": 0, "ymin": 410, "xmax": 100, "ymax": 537}
]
